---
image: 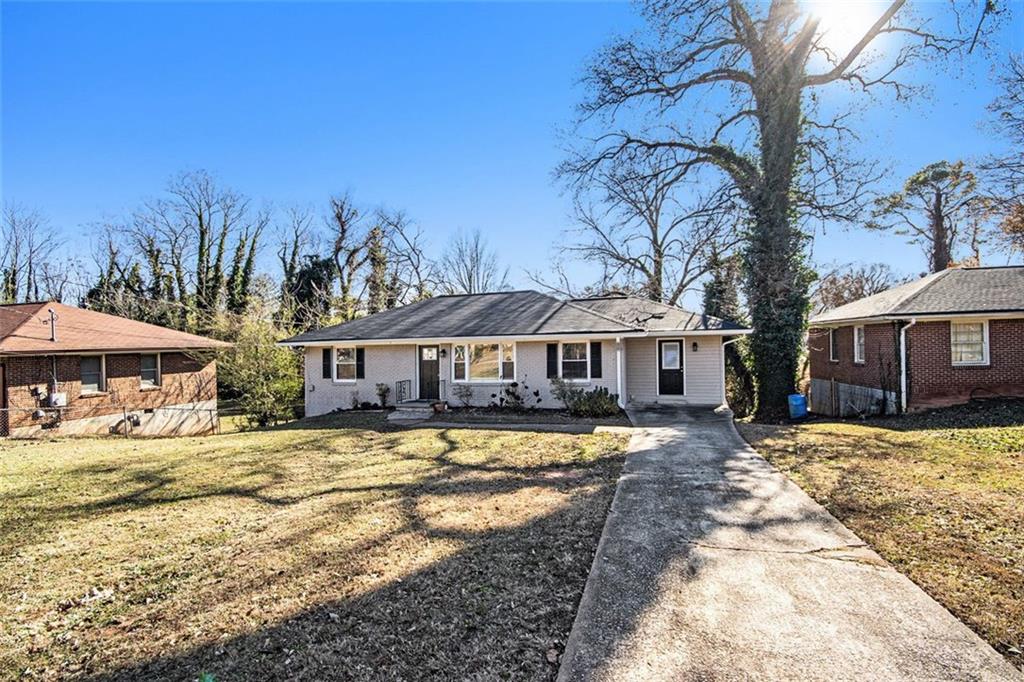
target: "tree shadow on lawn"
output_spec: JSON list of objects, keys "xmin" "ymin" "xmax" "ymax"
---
[
  {"xmin": 96, "ymin": 420, "xmax": 867, "ymax": 681},
  {"xmin": 81, "ymin": 438, "xmax": 625, "ymax": 681}
]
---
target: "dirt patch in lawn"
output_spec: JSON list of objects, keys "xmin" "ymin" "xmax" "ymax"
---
[
  {"xmin": 0, "ymin": 412, "xmax": 628, "ymax": 680},
  {"xmin": 430, "ymin": 407, "xmax": 632, "ymax": 427},
  {"xmin": 737, "ymin": 400, "xmax": 1024, "ymax": 670}
]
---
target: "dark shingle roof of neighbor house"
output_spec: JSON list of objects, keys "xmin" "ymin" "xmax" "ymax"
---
[
  {"xmin": 810, "ymin": 266, "xmax": 1024, "ymax": 325},
  {"xmin": 283, "ymin": 290, "xmax": 748, "ymax": 344}
]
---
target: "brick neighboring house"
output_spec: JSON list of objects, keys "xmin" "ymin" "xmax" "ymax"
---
[
  {"xmin": 0, "ymin": 302, "xmax": 229, "ymax": 438},
  {"xmin": 808, "ymin": 266, "xmax": 1024, "ymax": 416}
]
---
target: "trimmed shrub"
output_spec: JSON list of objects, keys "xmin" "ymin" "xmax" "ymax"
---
[{"xmin": 550, "ymin": 378, "xmax": 621, "ymax": 418}]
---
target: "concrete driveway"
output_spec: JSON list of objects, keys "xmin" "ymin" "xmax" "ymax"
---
[{"xmin": 558, "ymin": 406, "xmax": 1020, "ymax": 681}]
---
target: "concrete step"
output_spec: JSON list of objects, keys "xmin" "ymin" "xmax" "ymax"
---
[{"xmin": 387, "ymin": 408, "xmax": 434, "ymax": 421}]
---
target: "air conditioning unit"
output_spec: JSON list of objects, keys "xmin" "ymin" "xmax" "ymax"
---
[{"xmin": 48, "ymin": 392, "xmax": 68, "ymax": 407}]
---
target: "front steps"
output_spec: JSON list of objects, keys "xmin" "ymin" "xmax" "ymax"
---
[{"xmin": 386, "ymin": 399, "xmax": 439, "ymax": 422}]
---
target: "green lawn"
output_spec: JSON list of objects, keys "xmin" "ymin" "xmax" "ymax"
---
[
  {"xmin": 0, "ymin": 413, "xmax": 629, "ymax": 680},
  {"xmin": 738, "ymin": 400, "xmax": 1024, "ymax": 671}
]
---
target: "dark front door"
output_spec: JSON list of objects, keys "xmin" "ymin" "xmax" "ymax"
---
[
  {"xmin": 658, "ymin": 340, "xmax": 685, "ymax": 395},
  {"xmin": 418, "ymin": 346, "xmax": 440, "ymax": 400}
]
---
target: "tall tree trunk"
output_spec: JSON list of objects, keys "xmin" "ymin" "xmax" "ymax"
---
[
  {"xmin": 745, "ymin": 12, "xmax": 814, "ymax": 421},
  {"xmin": 930, "ymin": 189, "xmax": 950, "ymax": 272}
]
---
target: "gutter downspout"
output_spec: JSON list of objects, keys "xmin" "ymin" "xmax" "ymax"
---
[
  {"xmin": 721, "ymin": 337, "xmax": 742, "ymax": 407},
  {"xmin": 900, "ymin": 318, "xmax": 917, "ymax": 413},
  {"xmin": 615, "ymin": 337, "xmax": 625, "ymax": 409}
]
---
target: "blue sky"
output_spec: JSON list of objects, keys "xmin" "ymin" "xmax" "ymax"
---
[{"xmin": 2, "ymin": 1, "xmax": 1021, "ymax": 309}]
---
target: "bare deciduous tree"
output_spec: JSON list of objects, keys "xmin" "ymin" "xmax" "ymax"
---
[
  {"xmin": 328, "ymin": 194, "xmax": 371, "ymax": 321},
  {"xmin": 565, "ymin": 0, "xmax": 982, "ymax": 418},
  {"xmin": 1, "ymin": 203, "xmax": 59, "ymax": 303},
  {"xmin": 560, "ymin": 150, "xmax": 742, "ymax": 304},
  {"xmin": 814, "ymin": 262, "xmax": 911, "ymax": 314},
  {"xmin": 86, "ymin": 170, "xmax": 266, "ymax": 330},
  {"xmin": 377, "ymin": 209, "xmax": 435, "ymax": 303},
  {"xmin": 438, "ymin": 228, "xmax": 510, "ymax": 295},
  {"xmin": 984, "ymin": 53, "xmax": 1024, "ymax": 256}
]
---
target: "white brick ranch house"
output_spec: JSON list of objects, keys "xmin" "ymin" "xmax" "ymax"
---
[{"xmin": 280, "ymin": 290, "xmax": 750, "ymax": 415}]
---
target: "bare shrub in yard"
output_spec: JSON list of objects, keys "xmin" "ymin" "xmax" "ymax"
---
[
  {"xmin": 376, "ymin": 382, "xmax": 391, "ymax": 408},
  {"xmin": 489, "ymin": 377, "xmax": 542, "ymax": 411},
  {"xmin": 452, "ymin": 383, "xmax": 474, "ymax": 407}
]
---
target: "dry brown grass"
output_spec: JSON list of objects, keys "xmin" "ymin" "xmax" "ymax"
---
[
  {"xmin": 0, "ymin": 412, "xmax": 628, "ymax": 680},
  {"xmin": 737, "ymin": 401, "xmax": 1024, "ymax": 671}
]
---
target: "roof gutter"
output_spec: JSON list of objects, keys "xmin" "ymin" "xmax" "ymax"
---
[
  {"xmin": 899, "ymin": 318, "xmax": 917, "ymax": 413},
  {"xmin": 811, "ymin": 310, "xmax": 1024, "ymax": 327},
  {"xmin": 278, "ymin": 328, "xmax": 753, "ymax": 348}
]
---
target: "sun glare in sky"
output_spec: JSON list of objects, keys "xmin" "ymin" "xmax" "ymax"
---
[{"xmin": 804, "ymin": 1, "xmax": 890, "ymax": 56}]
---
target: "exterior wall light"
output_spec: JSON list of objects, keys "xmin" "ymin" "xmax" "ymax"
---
[{"xmin": 692, "ymin": 342, "xmax": 699, "ymax": 352}]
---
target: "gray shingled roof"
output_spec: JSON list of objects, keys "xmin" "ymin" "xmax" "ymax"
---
[
  {"xmin": 811, "ymin": 266, "xmax": 1024, "ymax": 325},
  {"xmin": 283, "ymin": 290, "xmax": 639, "ymax": 343},
  {"xmin": 571, "ymin": 295, "xmax": 748, "ymax": 332},
  {"xmin": 283, "ymin": 290, "xmax": 750, "ymax": 344}
]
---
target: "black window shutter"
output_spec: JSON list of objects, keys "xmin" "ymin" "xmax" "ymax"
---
[
  {"xmin": 322, "ymin": 348, "xmax": 332, "ymax": 379},
  {"xmin": 546, "ymin": 343, "xmax": 558, "ymax": 378},
  {"xmin": 356, "ymin": 348, "xmax": 365, "ymax": 379},
  {"xmin": 590, "ymin": 341, "xmax": 602, "ymax": 378}
]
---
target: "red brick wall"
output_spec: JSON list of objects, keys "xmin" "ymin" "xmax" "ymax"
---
[
  {"xmin": 907, "ymin": 319, "xmax": 1024, "ymax": 406},
  {"xmin": 1, "ymin": 352, "xmax": 217, "ymax": 432},
  {"xmin": 808, "ymin": 322, "xmax": 901, "ymax": 392}
]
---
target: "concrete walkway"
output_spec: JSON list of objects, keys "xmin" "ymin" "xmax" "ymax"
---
[{"xmin": 558, "ymin": 407, "xmax": 1020, "ymax": 681}]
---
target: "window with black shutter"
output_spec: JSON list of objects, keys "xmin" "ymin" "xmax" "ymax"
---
[
  {"xmin": 322, "ymin": 348, "xmax": 331, "ymax": 379},
  {"xmin": 355, "ymin": 348, "xmax": 366, "ymax": 379},
  {"xmin": 546, "ymin": 343, "xmax": 558, "ymax": 378},
  {"xmin": 590, "ymin": 342, "xmax": 602, "ymax": 378}
]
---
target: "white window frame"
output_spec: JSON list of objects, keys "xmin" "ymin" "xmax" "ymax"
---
[
  {"xmin": 828, "ymin": 329, "xmax": 839, "ymax": 362},
  {"xmin": 853, "ymin": 325, "xmax": 866, "ymax": 364},
  {"xmin": 950, "ymin": 320, "xmax": 990, "ymax": 366},
  {"xmin": 140, "ymin": 352, "xmax": 161, "ymax": 388},
  {"xmin": 80, "ymin": 354, "xmax": 106, "ymax": 394},
  {"xmin": 451, "ymin": 342, "xmax": 516, "ymax": 383},
  {"xmin": 559, "ymin": 341, "xmax": 591, "ymax": 383},
  {"xmin": 333, "ymin": 346, "xmax": 357, "ymax": 383}
]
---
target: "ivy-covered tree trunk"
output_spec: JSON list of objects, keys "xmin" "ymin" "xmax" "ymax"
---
[{"xmin": 743, "ymin": 15, "xmax": 815, "ymax": 421}]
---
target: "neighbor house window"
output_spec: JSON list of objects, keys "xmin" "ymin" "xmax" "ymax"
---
[
  {"xmin": 561, "ymin": 342, "xmax": 589, "ymax": 380},
  {"xmin": 829, "ymin": 329, "xmax": 839, "ymax": 362},
  {"xmin": 81, "ymin": 356, "xmax": 105, "ymax": 393},
  {"xmin": 853, "ymin": 326, "xmax": 865, "ymax": 364},
  {"xmin": 951, "ymin": 321, "xmax": 988, "ymax": 365},
  {"xmin": 140, "ymin": 353, "xmax": 160, "ymax": 387},
  {"xmin": 334, "ymin": 347, "xmax": 357, "ymax": 381},
  {"xmin": 452, "ymin": 343, "xmax": 515, "ymax": 382}
]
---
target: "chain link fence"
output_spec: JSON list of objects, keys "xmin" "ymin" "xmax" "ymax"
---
[{"xmin": 0, "ymin": 403, "xmax": 219, "ymax": 439}]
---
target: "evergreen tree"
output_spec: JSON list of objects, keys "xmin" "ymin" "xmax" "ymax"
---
[{"xmin": 703, "ymin": 248, "xmax": 757, "ymax": 417}]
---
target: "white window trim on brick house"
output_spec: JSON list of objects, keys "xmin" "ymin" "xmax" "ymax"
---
[
  {"xmin": 950, "ymin": 319, "xmax": 990, "ymax": 366},
  {"xmin": 828, "ymin": 329, "xmax": 839, "ymax": 362},
  {"xmin": 853, "ymin": 325, "xmax": 865, "ymax": 364},
  {"xmin": 140, "ymin": 352, "xmax": 161, "ymax": 389},
  {"xmin": 80, "ymin": 354, "xmax": 106, "ymax": 395}
]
